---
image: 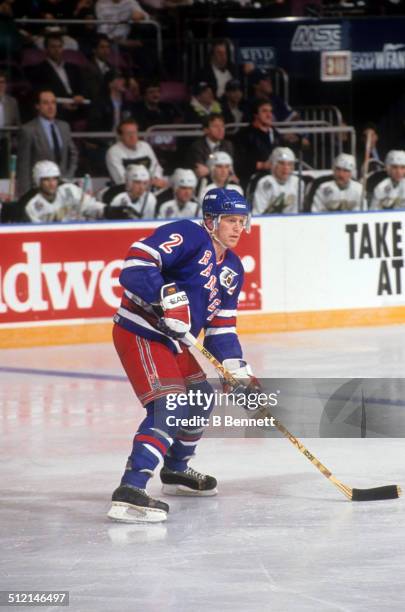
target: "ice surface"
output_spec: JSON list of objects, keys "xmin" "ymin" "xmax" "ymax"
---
[{"xmin": 1, "ymin": 326, "xmax": 405, "ymax": 611}]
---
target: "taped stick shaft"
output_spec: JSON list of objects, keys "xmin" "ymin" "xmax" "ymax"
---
[
  {"xmin": 186, "ymin": 333, "xmax": 400, "ymax": 502},
  {"xmin": 186, "ymin": 334, "xmax": 338, "ymax": 485}
]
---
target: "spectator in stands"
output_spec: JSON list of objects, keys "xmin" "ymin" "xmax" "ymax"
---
[
  {"xmin": 308, "ymin": 153, "xmax": 364, "ymax": 213},
  {"xmin": 88, "ymin": 70, "xmax": 133, "ymax": 132},
  {"xmin": 33, "ymin": 25, "xmax": 80, "ymax": 52},
  {"xmin": 0, "ymin": 71, "xmax": 20, "ymax": 177},
  {"xmin": 36, "ymin": 1, "xmax": 73, "ymax": 19},
  {"xmin": 17, "ymin": 89, "xmax": 78, "ymax": 195},
  {"xmin": 220, "ymin": 79, "xmax": 245, "ymax": 126},
  {"xmin": 197, "ymin": 151, "xmax": 243, "ymax": 204},
  {"xmin": 158, "ymin": 168, "xmax": 200, "ymax": 219},
  {"xmin": 246, "ymin": 69, "xmax": 295, "ymax": 123},
  {"xmin": 21, "ymin": 159, "xmax": 104, "ymax": 222},
  {"xmin": 106, "ymin": 118, "xmax": 167, "ymax": 188},
  {"xmin": 102, "ymin": 164, "xmax": 157, "ymax": 219},
  {"xmin": 370, "ymin": 150, "xmax": 405, "ymax": 210},
  {"xmin": 196, "ymin": 39, "xmax": 238, "ymax": 99},
  {"xmin": 132, "ymin": 80, "xmax": 177, "ymax": 130},
  {"xmin": 73, "ymin": 0, "xmax": 95, "ymax": 17},
  {"xmin": 188, "ymin": 113, "xmax": 234, "ymax": 179},
  {"xmin": 32, "ymin": 33, "xmax": 87, "ymax": 122},
  {"xmin": 85, "ymin": 34, "xmax": 114, "ymax": 100},
  {"xmin": 184, "ymin": 82, "xmax": 222, "ymax": 124},
  {"xmin": 0, "ymin": 0, "xmax": 15, "ymax": 17},
  {"xmin": 95, "ymin": 0, "xmax": 148, "ymax": 43},
  {"xmin": 252, "ymin": 147, "xmax": 304, "ymax": 215},
  {"xmin": 235, "ymin": 99, "xmax": 283, "ymax": 189}
]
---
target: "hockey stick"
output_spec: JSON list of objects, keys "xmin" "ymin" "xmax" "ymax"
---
[
  {"xmin": 186, "ymin": 332, "xmax": 401, "ymax": 502},
  {"xmin": 360, "ymin": 129, "xmax": 373, "ymax": 210},
  {"xmin": 8, "ymin": 153, "xmax": 17, "ymax": 200},
  {"xmin": 78, "ymin": 173, "xmax": 91, "ymax": 218}
]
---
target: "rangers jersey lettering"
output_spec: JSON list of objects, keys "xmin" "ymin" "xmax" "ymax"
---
[
  {"xmin": 22, "ymin": 183, "xmax": 105, "ymax": 223},
  {"xmin": 312, "ymin": 179, "xmax": 363, "ymax": 212},
  {"xmin": 114, "ymin": 219, "xmax": 244, "ymax": 362},
  {"xmin": 253, "ymin": 174, "xmax": 304, "ymax": 214},
  {"xmin": 370, "ymin": 177, "xmax": 405, "ymax": 210}
]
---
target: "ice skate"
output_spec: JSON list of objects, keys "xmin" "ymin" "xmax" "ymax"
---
[
  {"xmin": 160, "ymin": 466, "xmax": 218, "ymax": 496},
  {"xmin": 107, "ymin": 485, "xmax": 169, "ymax": 523}
]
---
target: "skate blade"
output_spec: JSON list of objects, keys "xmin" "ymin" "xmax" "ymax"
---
[
  {"xmin": 107, "ymin": 501, "xmax": 167, "ymax": 523},
  {"xmin": 162, "ymin": 484, "xmax": 218, "ymax": 497}
]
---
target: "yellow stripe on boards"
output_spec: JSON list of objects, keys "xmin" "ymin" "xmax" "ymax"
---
[{"xmin": 1, "ymin": 305, "xmax": 405, "ymax": 348}]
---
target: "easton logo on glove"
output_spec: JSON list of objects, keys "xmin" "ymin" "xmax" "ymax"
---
[{"xmin": 158, "ymin": 283, "xmax": 191, "ymax": 339}]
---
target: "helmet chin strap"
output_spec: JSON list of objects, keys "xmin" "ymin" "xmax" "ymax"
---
[{"xmin": 202, "ymin": 216, "xmax": 228, "ymax": 251}]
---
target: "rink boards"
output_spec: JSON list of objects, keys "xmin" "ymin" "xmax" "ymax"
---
[{"xmin": 1, "ymin": 210, "xmax": 405, "ymax": 347}]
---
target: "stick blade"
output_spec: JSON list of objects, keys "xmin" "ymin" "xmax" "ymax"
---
[{"xmin": 352, "ymin": 485, "xmax": 401, "ymax": 502}]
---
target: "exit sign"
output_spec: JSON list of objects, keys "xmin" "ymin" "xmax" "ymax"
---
[{"xmin": 321, "ymin": 51, "xmax": 352, "ymax": 81}]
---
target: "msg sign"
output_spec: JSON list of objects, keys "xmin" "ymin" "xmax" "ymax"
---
[{"xmin": 291, "ymin": 25, "xmax": 341, "ymax": 51}]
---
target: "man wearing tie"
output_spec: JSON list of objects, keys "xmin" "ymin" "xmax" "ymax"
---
[{"xmin": 17, "ymin": 90, "xmax": 78, "ymax": 195}]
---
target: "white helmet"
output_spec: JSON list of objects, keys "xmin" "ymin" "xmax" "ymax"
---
[
  {"xmin": 385, "ymin": 150, "xmax": 405, "ymax": 167},
  {"xmin": 270, "ymin": 147, "xmax": 295, "ymax": 165},
  {"xmin": 208, "ymin": 151, "xmax": 233, "ymax": 171},
  {"xmin": 32, "ymin": 160, "xmax": 60, "ymax": 186},
  {"xmin": 334, "ymin": 153, "xmax": 356, "ymax": 175},
  {"xmin": 125, "ymin": 164, "xmax": 150, "ymax": 187},
  {"xmin": 172, "ymin": 168, "xmax": 197, "ymax": 189}
]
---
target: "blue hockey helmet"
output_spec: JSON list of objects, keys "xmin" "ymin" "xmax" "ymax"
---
[{"xmin": 202, "ymin": 188, "xmax": 251, "ymax": 232}]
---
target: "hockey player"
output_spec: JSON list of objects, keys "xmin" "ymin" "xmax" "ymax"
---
[
  {"xmin": 252, "ymin": 147, "xmax": 304, "ymax": 215},
  {"xmin": 22, "ymin": 160, "xmax": 104, "ymax": 223},
  {"xmin": 108, "ymin": 188, "xmax": 260, "ymax": 523},
  {"xmin": 198, "ymin": 151, "xmax": 243, "ymax": 203},
  {"xmin": 310, "ymin": 153, "xmax": 363, "ymax": 213},
  {"xmin": 157, "ymin": 168, "xmax": 200, "ymax": 219},
  {"xmin": 102, "ymin": 164, "xmax": 157, "ymax": 219},
  {"xmin": 370, "ymin": 150, "xmax": 405, "ymax": 210}
]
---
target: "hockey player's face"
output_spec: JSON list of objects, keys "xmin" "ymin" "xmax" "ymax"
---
[
  {"xmin": 40, "ymin": 177, "xmax": 59, "ymax": 198},
  {"xmin": 273, "ymin": 160, "xmax": 293, "ymax": 182},
  {"xmin": 176, "ymin": 186, "xmax": 193, "ymax": 204},
  {"xmin": 334, "ymin": 167, "xmax": 351, "ymax": 187},
  {"xmin": 217, "ymin": 215, "xmax": 246, "ymax": 248},
  {"xmin": 129, "ymin": 180, "xmax": 147, "ymax": 199},
  {"xmin": 388, "ymin": 165, "xmax": 405, "ymax": 183},
  {"xmin": 213, "ymin": 164, "xmax": 231, "ymax": 186}
]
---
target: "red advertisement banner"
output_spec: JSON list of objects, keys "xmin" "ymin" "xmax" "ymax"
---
[{"xmin": 0, "ymin": 222, "xmax": 261, "ymax": 325}]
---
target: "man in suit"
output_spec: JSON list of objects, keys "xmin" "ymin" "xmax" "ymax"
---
[
  {"xmin": 32, "ymin": 32, "xmax": 86, "ymax": 123},
  {"xmin": 235, "ymin": 99, "xmax": 284, "ymax": 190},
  {"xmin": 85, "ymin": 34, "xmax": 114, "ymax": 101},
  {"xmin": 17, "ymin": 89, "xmax": 78, "ymax": 195},
  {"xmin": 196, "ymin": 39, "xmax": 238, "ymax": 99},
  {"xmin": 0, "ymin": 71, "xmax": 20, "ymax": 177},
  {"xmin": 187, "ymin": 113, "xmax": 234, "ymax": 179}
]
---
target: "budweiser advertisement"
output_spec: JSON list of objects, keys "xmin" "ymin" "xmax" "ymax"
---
[{"xmin": 0, "ymin": 222, "xmax": 261, "ymax": 327}]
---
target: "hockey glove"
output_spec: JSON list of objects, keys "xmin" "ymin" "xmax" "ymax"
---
[
  {"xmin": 222, "ymin": 358, "xmax": 262, "ymax": 411},
  {"xmin": 104, "ymin": 204, "xmax": 131, "ymax": 220},
  {"xmin": 157, "ymin": 283, "xmax": 191, "ymax": 339}
]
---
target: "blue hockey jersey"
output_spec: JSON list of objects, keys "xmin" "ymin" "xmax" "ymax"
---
[{"xmin": 114, "ymin": 219, "xmax": 244, "ymax": 362}]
